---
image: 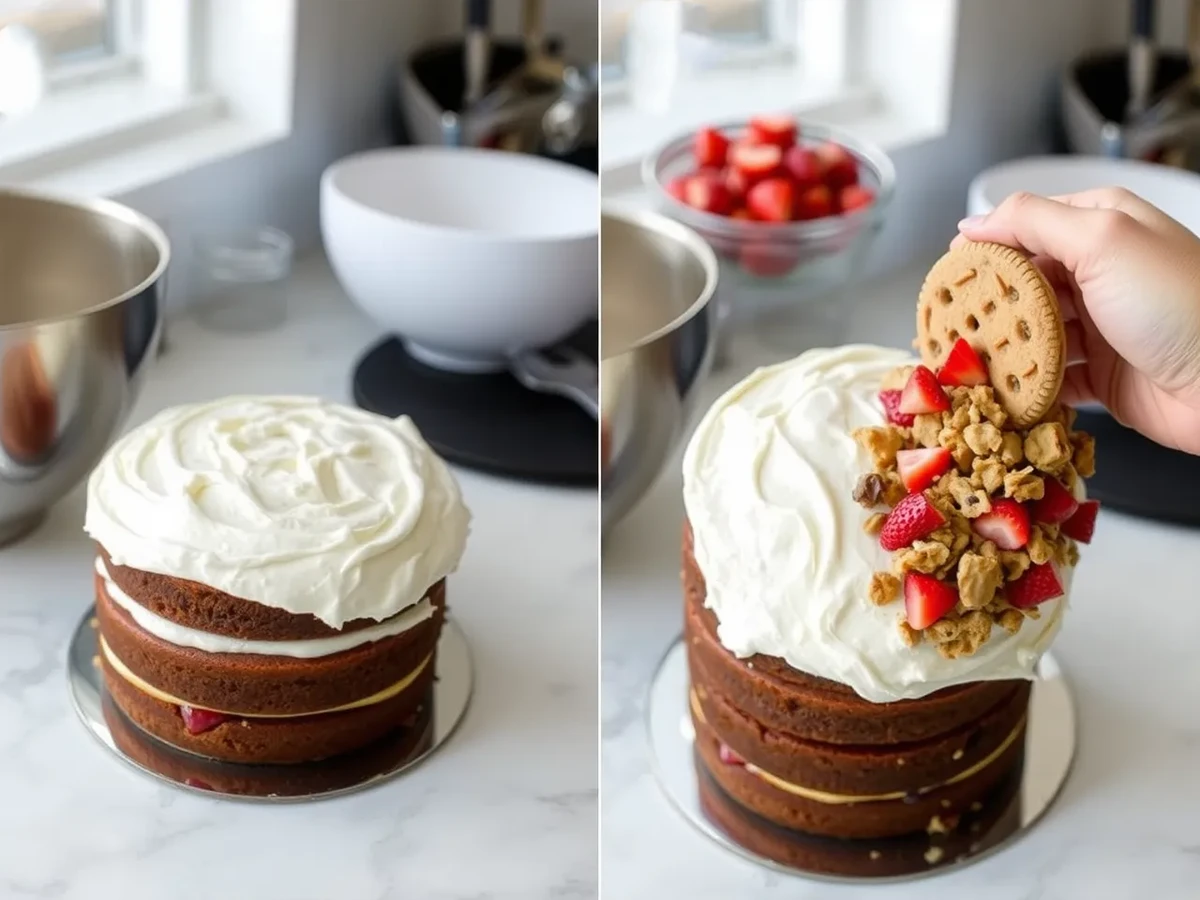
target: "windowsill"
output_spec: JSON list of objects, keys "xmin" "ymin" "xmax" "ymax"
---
[{"xmin": 0, "ymin": 76, "xmax": 290, "ymax": 197}]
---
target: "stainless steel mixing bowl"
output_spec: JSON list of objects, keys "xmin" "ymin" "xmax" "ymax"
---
[
  {"xmin": 0, "ymin": 188, "xmax": 168, "ymax": 546},
  {"xmin": 601, "ymin": 209, "xmax": 717, "ymax": 533}
]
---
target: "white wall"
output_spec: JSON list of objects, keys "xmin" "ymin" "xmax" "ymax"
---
[
  {"xmin": 865, "ymin": 0, "xmax": 1189, "ymax": 277},
  {"xmin": 118, "ymin": 0, "xmax": 440, "ymax": 311}
]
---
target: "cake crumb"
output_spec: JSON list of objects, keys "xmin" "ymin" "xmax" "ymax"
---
[
  {"xmin": 912, "ymin": 413, "xmax": 942, "ymax": 448},
  {"xmin": 945, "ymin": 475, "xmax": 991, "ymax": 518},
  {"xmin": 940, "ymin": 799, "xmax": 952, "ymax": 808},
  {"xmin": 957, "ymin": 552, "xmax": 1003, "ymax": 610},
  {"xmin": 863, "ymin": 511, "xmax": 888, "ymax": 535},
  {"xmin": 869, "ymin": 571, "xmax": 901, "ymax": 606},
  {"xmin": 1027, "ymin": 527, "xmax": 1055, "ymax": 565},
  {"xmin": 853, "ymin": 426, "xmax": 904, "ymax": 471},
  {"xmin": 853, "ymin": 473, "xmax": 887, "ymax": 508},
  {"xmin": 927, "ymin": 815, "xmax": 948, "ymax": 835},
  {"xmin": 92, "ymin": 655, "xmax": 101, "ymax": 669},
  {"xmin": 924, "ymin": 847, "xmax": 944, "ymax": 865},
  {"xmin": 962, "ymin": 422, "xmax": 1003, "ymax": 455},
  {"xmin": 999, "ymin": 431, "xmax": 1024, "ymax": 466},
  {"xmin": 89, "ymin": 617, "xmax": 99, "ymax": 629},
  {"xmin": 971, "ymin": 455, "xmax": 1006, "ymax": 494},
  {"xmin": 1072, "ymin": 432, "xmax": 1097, "ymax": 477},
  {"xmin": 893, "ymin": 540, "xmax": 950, "ymax": 575},
  {"xmin": 996, "ymin": 609, "xmax": 1024, "ymax": 634},
  {"xmin": 1024, "ymin": 422, "xmax": 1072, "ymax": 473},
  {"xmin": 869, "ymin": 850, "xmax": 882, "ymax": 861},
  {"xmin": 1003, "ymin": 466, "xmax": 1045, "ymax": 502},
  {"xmin": 897, "ymin": 619, "xmax": 921, "ymax": 648},
  {"xmin": 881, "ymin": 365, "xmax": 914, "ymax": 391},
  {"xmin": 952, "ymin": 749, "xmax": 964, "ymax": 761}
]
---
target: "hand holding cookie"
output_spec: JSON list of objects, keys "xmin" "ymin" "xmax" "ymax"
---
[{"xmin": 955, "ymin": 188, "xmax": 1200, "ymax": 455}]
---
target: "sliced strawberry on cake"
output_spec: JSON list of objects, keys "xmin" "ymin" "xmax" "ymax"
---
[
  {"xmin": 971, "ymin": 498, "xmax": 1031, "ymax": 550},
  {"xmin": 898, "ymin": 366, "xmax": 950, "ymax": 415},
  {"xmin": 896, "ymin": 447, "xmax": 953, "ymax": 492},
  {"xmin": 879, "ymin": 493, "xmax": 946, "ymax": 551},
  {"xmin": 1060, "ymin": 500, "xmax": 1099, "ymax": 543},
  {"xmin": 904, "ymin": 573, "xmax": 959, "ymax": 629},
  {"xmin": 1006, "ymin": 563, "xmax": 1065, "ymax": 608},
  {"xmin": 936, "ymin": 338, "xmax": 989, "ymax": 387}
]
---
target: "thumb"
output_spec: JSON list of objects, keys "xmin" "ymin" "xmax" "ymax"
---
[{"xmin": 954, "ymin": 192, "xmax": 1108, "ymax": 277}]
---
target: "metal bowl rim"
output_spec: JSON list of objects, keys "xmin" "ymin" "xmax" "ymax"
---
[
  {"xmin": 0, "ymin": 186, "xmax": 171, "ymax": 332},
  {"xmin": 601, "ymin": 207, "xmax": 718, "ymax": 360}
]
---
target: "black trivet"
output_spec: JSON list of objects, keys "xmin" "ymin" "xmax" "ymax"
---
[
  {"xmin": 1074, "ymin": 408, "xmax": 1200, "ymax": 527},
  {"xmin": 352, "ymin": 323, "xmax": 596, "ymax": 487}
]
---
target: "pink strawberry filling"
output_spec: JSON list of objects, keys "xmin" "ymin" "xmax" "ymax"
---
[
  {"xmin": 718, "ymin": 743, "xmax": 746, "ymax": 766},
  {"xmin": 178, "ymin": 705, "xmax": 232, "ymax": 735}
]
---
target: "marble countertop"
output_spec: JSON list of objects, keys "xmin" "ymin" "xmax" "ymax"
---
[
  {"xmin": 0, "ymin": 254, "xmax": 598, "ymax": 900},
  {"xmin": 601, "ymin": 262, "xmax": 1200, "ymax": 899}
]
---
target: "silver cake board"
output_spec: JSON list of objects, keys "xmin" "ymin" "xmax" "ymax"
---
[
  {"xmin": 68, "ymin": 606, "xmax": 473, "ymax": 803},
  {"xmin": 646, "ymin": 636, "xmax": 1077, "ymax": 884}
]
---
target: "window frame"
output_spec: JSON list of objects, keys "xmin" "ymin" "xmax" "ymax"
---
[{"xmin": 0, "ymin": 0, "xmax": 297, "ymax": 197}]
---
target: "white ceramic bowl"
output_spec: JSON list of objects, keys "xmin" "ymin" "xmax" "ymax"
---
[{"xmin": 321, "ymin": 147, "xmax": 598, "ymax": 373}]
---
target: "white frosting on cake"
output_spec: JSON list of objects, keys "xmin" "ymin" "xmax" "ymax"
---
[
  {"xmin": 681, "ymin": 345, "xmax": 1069, "ymax": 703},
  {"xmin": 85, "ymin": 396, "xmax": 470, "ymax": 629},
  {"xmin": 95, "ymin": 557, "xmax": 434, "ymax": 657}
]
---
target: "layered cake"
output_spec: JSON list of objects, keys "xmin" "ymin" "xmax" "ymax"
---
[
  {"xmin": 85, "ymin": 395, "xmax": 470, "ymax": 765},
  {"xmin": 682, "ymin": 243, "xmax": 1098, "ymax": 871}
]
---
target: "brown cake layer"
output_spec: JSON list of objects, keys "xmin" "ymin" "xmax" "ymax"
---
[
  {"xmin": 692, "ymin": 678, "xmax": 1031, "ymax": 795},
  {"xmin": 103, "ymin": 691, "xmax": 434, "ymax": 797},
  {"xmin": 97, "ymin": 545, "xmax": 442, "ymax": 640},
  {"xmin": 96, "ymin": 570, "xmax": 443, "ymax": 715},
  {"xmin": 693, "ymin": 708, "xmax": 1025, "ymax": 840},
  {"xmin": 683, "ymin": 523, "xmax": 1020, "ymax": 744},
  {"xmin": 102, "ymin": 650, "xmax": 435, "ymax": 765},
  {"xmin": 696, "ymin": 753, "xmax": 1024, "ymax": 877}
]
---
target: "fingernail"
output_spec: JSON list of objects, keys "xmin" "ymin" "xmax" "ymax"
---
[{"xmin": 957, "ymin": 214, "xmax": 986, "ymax": 230}]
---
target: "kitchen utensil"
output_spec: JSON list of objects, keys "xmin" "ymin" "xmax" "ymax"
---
[
  {"xmin": 968, "ymin": 155, "xmax": 1200, "ymax": 526},
  {"xmin": 1062, "ymin": 48, "xmax": 1200, "ymax": 162},
  {"xmin": 643, "ymin": 119, "xmax": 894, "ymax": 363},
  {"xmin": 463, "ymin": 0, "xmax": 492, "ymax": 109},
  {"xmin": 191, "ymin": 227, "xmax": 292, "ymax": 333},
  {"xmin": 0, "ymin": 188, "xmax": 168, "ymax": 546},
  {"xmin": 509, "ymin": 345, "xmax": 598, "ymax": 419},
  {"xmin": 1127, "ymin": 0, "xmax": 1157, "ymax": 119},
  {"xmin": 601, "ymin": 209, "xmax": 717, "ymax": 534},
  {"xmin": 321, "ymin": 147, "xmax": 596, "ymax": 374},
  {"xmin": 398, "ymin": 39, "xmax": 595, "ymax": 156}
]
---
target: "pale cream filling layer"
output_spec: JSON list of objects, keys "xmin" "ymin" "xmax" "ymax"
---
[
  {"xmin": 101, "ymin": 637, "xmax": 432, "ymax": 718},
  {"xmin": 689, "ymin": 688, "xmax": 1025, "ymax": 805},
  {"xmin": 97, "ymin": 557, "xmax": 433, "ymax": 658}
]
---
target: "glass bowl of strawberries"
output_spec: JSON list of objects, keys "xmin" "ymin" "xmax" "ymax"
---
[{"xmin": 642, "ymin": 115, "xmax": 895, "ymax": 300}]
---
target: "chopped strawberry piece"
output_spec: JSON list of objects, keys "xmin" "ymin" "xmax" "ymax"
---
[
  {"xmin": 665, "ymin": 176, "xmax": 689, "ymax": 203},
  {"xmin": 694, "ymin": 126, "xmax": 731, "ymax": 168},
  {"xmin": 971, "ymin": 498, "xmax": 1031, "ymax": 550},
  {"xmin": 896, "ymin": 447, "xmax": 953, "ymax": 492},
  {"xmin": 898, "ymin": 366, "xmax": 951, "ymax": 415},
  {"xmin": 730, "ymin": 207, "xmax": 754, "ymax": 221},
  {"xmin": 746, "ymin": 177, "xmax": 794, "ymax": 222},
  {"xmin": 179, "ymin": 705, "xmax": 230, "ymax": 735},
  {"xmin": 723, "ymin": 165, "xmax": 752, "ymax": 201},
  {"xmin": 839, "ymin": 184, "xmax": 876, "ymax": 213},
  {"xmin": 879, "ymin": 493, "xmax": 946, "ymax": 551},
  {"xmin": 683, "ymin": 172, "xmax": 735, "ymax": 215},
  {"xmin": 783, "ymin": 145, "xmax": 823, "ymax": 191},
  {"xmin": 739, "ymin": 241, "xmax": 798, "ymax": 278},
  {"xmin": 794, "ymin": 184, "xmax": 834, "ymax": 220},
  {"xmin": 728, "ymin": 142, "xmax": 783, "ymax": 183},
  {"xmin": 1060, "ymin": 499, "xmax": 1100, "ymax": 544},
  {"xmin": 904, "ymin": 573, "xmax": 959, "ymax": 629},
  {"xmin": 814, "ymin": 141, "xmax": 859, "ymax": 189},
  {"xmin": 718, "ymin": 743, "xmax": 746, "ymax": 766},
  {"xmin": 1006, "ymin": 563, "xmax": 1065, "ymax": 608},
  {"xmin": 746, "ymin": 114, "xmax": 798, "ymax": 149},
  {"xmin": 1031, "ymin": 477, "xmax": 1079, "ymax": 525},
  {"xmin": 937, "ymin": 338, "xmax": 990, "ymax": 387},
  {"xmin": 878, "ymin": 389, "xmax": 915, "ymax": 427}
]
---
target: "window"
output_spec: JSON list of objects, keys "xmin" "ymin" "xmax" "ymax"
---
[
  {"xmin": 602, "ymin": 0, "xmax": 804, "ymax": 94},
  {"xmin": 0, "ymin": 0, "xmax": 296, "ymax": 197}
]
